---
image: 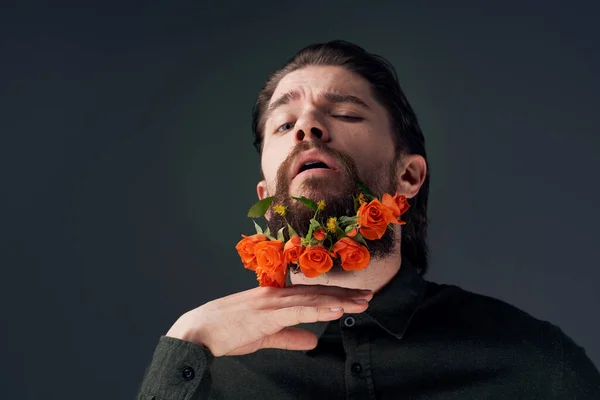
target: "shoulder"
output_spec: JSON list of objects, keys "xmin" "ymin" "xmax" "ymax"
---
[
  {"xmin": 412, "ymin": 281, "xmax": 600, "ymax": 396},
  {"xmin": 417, "ymin": 281, "xmax": 558, "ymax": 339},
  {"xmin": 412, "ymin": 281, "xmax": 560, "ymax": 366}
]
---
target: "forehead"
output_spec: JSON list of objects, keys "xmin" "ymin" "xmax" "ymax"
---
[{"xmin": 269, "ymin": 65, "xmax": 375, "ymax": 105}]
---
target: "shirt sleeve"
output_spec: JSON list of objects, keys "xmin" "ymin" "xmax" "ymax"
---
[
  {"xmin": 555, "ymin": 328, "xmax": 600, "ymax": 399},
  {"xmin": 137, "ymin": 335, "xmax": 214, "ymax": 400}
]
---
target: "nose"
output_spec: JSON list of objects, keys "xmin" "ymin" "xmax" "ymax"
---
[{"xmin": 294, "ymin": 114, "xmax": 330, "ymax": 144}]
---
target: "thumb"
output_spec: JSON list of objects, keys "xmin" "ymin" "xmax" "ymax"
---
[{"xmin": 260, "ymin": 327, "xmax": 318, "ymax": 351}]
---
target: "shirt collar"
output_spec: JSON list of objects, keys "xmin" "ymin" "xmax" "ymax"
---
[{"xmin": 298, "ymin": 259, "xmax": 427, "ymax": 349}]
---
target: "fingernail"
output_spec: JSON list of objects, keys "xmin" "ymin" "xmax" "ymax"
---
[
  {"xmin": 353, "ymin": 299, "xmax": 368, "ymax": 304},
  {"xmin": 330, "ymin": 307, "xmax": 343, "ymax": 312}
]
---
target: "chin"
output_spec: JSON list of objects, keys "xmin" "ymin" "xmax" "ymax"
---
[{"xmin": 293, "ymin": 177, "xmax": 346, "ymax": 198}]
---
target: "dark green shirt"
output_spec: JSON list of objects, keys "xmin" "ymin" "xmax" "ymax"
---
[{"xmin": 137, "ymin": 262, "xmax": 600, "ymax": 399}]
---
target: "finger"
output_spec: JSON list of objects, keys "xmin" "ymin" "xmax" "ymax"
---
[
  {"xmin": 273, "ymin": 305, "xmax": 347, "ymax": 328},
  {"xmin": 260, "ymin": 327, "xmax": 319, "ymax": 351},
  {"xmin": 273, "ymin": 293, "xmax": 370, "ymax": 312},
  {"xmin": 283, "ymin": 284, "xmax": 374, "ymax": 300},
  {"xmin": 224, "ymin": 327, "xmax": 319, "ymax": 356}
]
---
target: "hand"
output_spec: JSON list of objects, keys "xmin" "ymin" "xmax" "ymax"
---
[{"xmin": 166, "ymin": 284, "xmax": 373, "ymax": 356}]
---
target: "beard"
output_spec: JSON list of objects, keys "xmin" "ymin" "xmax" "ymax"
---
[{"xmin": 264, "ymin": 140, "xmax": 400, "ymax": 267}]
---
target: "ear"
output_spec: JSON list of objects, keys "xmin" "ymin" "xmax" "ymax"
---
[
  {"xmin": 256, "ymin": 180, "xmax": 274, "ymax": 221},
  {"xmin": 256, "ymin": 180, "xmax": 268, "ymax": 200},
  {"xmin": 396, "ymin": 154, "xmax": 427, "ymax": 199}
]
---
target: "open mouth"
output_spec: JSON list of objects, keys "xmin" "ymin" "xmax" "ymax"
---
[
  {"xmin": 291, "ymin": 150, "xmax": 339, "ymax": 181},
  {"xmin": 297, "ymin": 161, "xmax": 331, "ymax": 174}
]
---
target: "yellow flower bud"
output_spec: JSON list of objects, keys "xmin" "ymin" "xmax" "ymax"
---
[
  {"xmin": 273, "ymin": 204, "xmax": 287, "ymax": 217},
  {"xmin": 326, "ymin": 217, "xmax": 337, "ymax": 233}
]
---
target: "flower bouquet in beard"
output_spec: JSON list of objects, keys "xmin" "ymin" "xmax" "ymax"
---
[{"xmin": 235, "ymin": 182, "xmax": 410, "ymax": 288}]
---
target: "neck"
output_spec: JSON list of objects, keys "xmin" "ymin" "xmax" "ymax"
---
[{"xmin": 290, "ymin": 226, "xmax": 403, "ymax": 293}]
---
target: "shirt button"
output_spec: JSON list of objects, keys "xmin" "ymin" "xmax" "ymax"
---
[
  {"xmin": 351, "ymin": 363, "xmax": 363, "ymax": 375},
  {"xmin": 344, "ymin": 316, "xmax": 356, "ymax": 327},
  {"xmin": 182, "ymin": 366, "xmax": 195, "ymax": 380}
]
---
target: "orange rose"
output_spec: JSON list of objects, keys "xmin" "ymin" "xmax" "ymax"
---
[
  {"xmin": 382, "ymin": 192, "xmax": 410, "ymax": 224},
  {"xmin": 298, "ymin": 245, "xmax": 334, "ymax": 278},
  {"xmin": 313, "ymin": 228, "xmax": 326, "ymax": 241},
  {"xmin": 256, "ymin": 266, "xmax": 286, "ymax": 288},
  {"xmin": 235, "ymin": 233, "xmax": 268, "ymax": 271},
  {"xmin": 332, "ymin": 237, "xmax": 370, "ymax": 271},
  {"xmin": 283, "ymin": 235, "xmax": 304, "ymax": 264},
  {"xmin": 357, "ymin": 199, "xmax": 398, "ymax": 240},
  {"xmin": 255, "ymin": 240, "xmax": 284, "ymax": 274}
]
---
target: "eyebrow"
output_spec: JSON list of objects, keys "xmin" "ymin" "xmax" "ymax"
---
[{"xmin": 263, "ymin": 90, "xmax": 371, "ymax": 123}]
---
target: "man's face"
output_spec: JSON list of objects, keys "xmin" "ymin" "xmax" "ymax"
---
[
  {"xmin": 257, "ymin": 65, "xmax": 401, "ymax": 261},
  {"xmin": 259, "ymin": 65, "xmax": 398, "ymax": 201}
]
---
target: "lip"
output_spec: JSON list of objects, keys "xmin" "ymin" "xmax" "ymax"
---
[
  {"xmin": 291, "ymin": 149, "xmax": 340, "ymax": 180},
  {"xmin": 295, "ymin": 168, "xmax": 337, "ymax": 180}
]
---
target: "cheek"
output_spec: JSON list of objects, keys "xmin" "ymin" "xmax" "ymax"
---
[
  {"xmin": 261, "ymin": 140, "xmax": 292, "ymax": 187},
  {"xmin": 343, "ymin": 129, "xmax": 395, "ymax": 170}
]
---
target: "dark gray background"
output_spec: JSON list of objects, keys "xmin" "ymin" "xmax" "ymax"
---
[{"xmin": 1, "ymin": 1, "xmax": 598, "ymax": 399}]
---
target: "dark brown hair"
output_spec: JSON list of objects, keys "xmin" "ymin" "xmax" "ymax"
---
[{"xmin": 251, "ymin": 40, "xmax": 430, "ymax": 275}]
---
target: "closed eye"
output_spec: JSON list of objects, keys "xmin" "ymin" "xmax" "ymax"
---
[{"xmin": 332, "ymin": 115, "xmax": 363, "ymax": 122}]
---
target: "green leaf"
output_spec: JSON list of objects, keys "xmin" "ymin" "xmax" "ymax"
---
[
  {"xmin": 357, "ymin": 182, "xmax": 375, "ymax": 198},
  {"xmin": 291, "ymin": 196, "xmax": 318, "ymax": 211},
  {"xmin": 309, "ymin": 218, "xmax": 321, "ymax": 229},
  {"xmin": 277, "ymin": 227, "xmax": 285, "ymax": 242},
  {"xmin": 305, "ymin": 220, "xmax": 320, "ymax": 242},
  {"xmin": 353, "ymin": 233, "xmax": 368, "ymax": 246},
  {"xmin": 266, "ymin": 235, "xmax": 277, "ymax": 241},
  {"xmin": 264, "ymin": 227, "xmax": 271, "ymax": 237},
  {"xmin": 307, "ymin": 239, "xmax": 319, "ymax": 247},
  {"xmin": 247, "ymin": 197, "xmax": 274, "ymax": 218},
  {"xmin": 345, "ymin": 225, "xmax": 357, "ymax": 233},
  {"xmin": 306, "ymin": 226, "xmax": 314, "ymax": 241},
  {"xmin": 301, "ymin": 236, "xmax": 315, "ymax": 247},
  {"xmin": 335, "ymin": 227, "xmax": 346, "ymax": 240},
  {"xmin": 287, "ymin": 224, "xmax": 298, "ymax": 238},
  {"xmin": 338, "ymin": 216, "xmax": 359, "ymax": 226},
  {"xmin": 253, "ymin": 220, "xmax": 263, "ymax": 234}
]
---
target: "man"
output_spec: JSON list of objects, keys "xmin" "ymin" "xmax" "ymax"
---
[{"xmin": 137, "ymin": 40, "xmax": 600, "ymax": 399}]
